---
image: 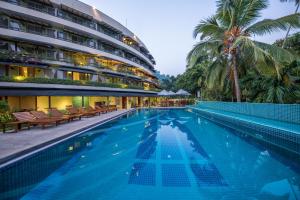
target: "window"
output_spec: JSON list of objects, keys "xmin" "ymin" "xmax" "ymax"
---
[
  {"xmin": 63, "ymin": 71, "xmax": 73, "ymax": 80},
  {"xmin": 71, "ymin": 35, "xmax": 84, "ymax": 45},
  {"xmin": 88, "ymin": 58, "xmax": 95, "ymax": 65},
  {"xmin": 7, "ymin": 0, "xmax": 18, "ymax": 5},
  {"xmin": 9, "ymin": 20, "xmax": 21, "ymax": 31},
  {"xmin": 8, "ymin": 66, "xmax": 19, "ymax": 77},
  {"xmin": 59, "ymin": 52, "xmax": 72, "ymax": 63},
  {"xmin": 0, "ymin": 15, "xmax": 8, "ymax": 28},
  {"xmin": 88, "ymin": 40, "xmax": 96, "ymax": 48},
  {"xmin": 19, "ymin": 67, "xmax": 35, "ymax": 78},
  {"xmin": 47, "ymin": 29, "xmax": 55, "ymax": 38},
  {"xmin": 27, "ymin": 24, "xmax": 43, "ymax": 35},
  {"xmin": 57, "ymin": 31, "xmax": 65, "ymax": 40},
  {"xmin": 89, "ymin": 22, "xmax": 96, "ymax": 29},
  {"xmin": 34, "ymin": 68, "xmax": 45, "ymax": 78},
  {"xmin": 79, "ymin": 73, "xmax": 91, "ymax": 81},
  {"xmin": 0, "ymin": 40, "xmax": 9, "ymax": 50},
  {"xmin": 57, "ymin": 10, "xmax": 65, "ymax": 18},
  {"xmin": 73, "ymin": 72, "xmax": 80, "ymax": 81},
  {"xmin": 46, "ymin": 50, "xmax": 56, "ymax": 60}
]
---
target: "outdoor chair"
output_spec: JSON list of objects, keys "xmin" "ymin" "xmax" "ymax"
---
[
  {"xmin": 48, "ymin": 108, "xmax": 81, "ymax": 121},
  {"xmin": 87, "ymin": 106, "xmax": 103, "ymax": 115},
  {"xmin": 12, "ymin": 112, "xmax": 58, "ymax": 129},
  {"xmin": 97, "ymin": 105, "xmax": 112, "ymax": 112},
  {"xmin": 79, "ymin": 107, "xmax": 98, "ymax": 116},
  {"xmin": 95, "ymin": 105, "xmax": 109, "ymax": 113},
  {"xmin": 67, "ymin": 106, "xmax": 94, "ymax": 117},
  {"xmin": 30, "ymin": 111, "xmax": 68, "ymax": 124},
  {"xmin": 108, "ymin": 105, "xmax": 117, "ymax": 111}
]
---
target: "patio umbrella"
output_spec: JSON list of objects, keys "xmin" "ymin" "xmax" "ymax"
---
[
  {"xmin": 167, "ymin": 91, "xmax": 176, "ymax": 96},
  {"xmin": 176, "ymin": 89, "xmax": 191, "ymax": 96},
  {"xmin": 157, "ymin": 89, "xmax": 169, "ymax": 96}
]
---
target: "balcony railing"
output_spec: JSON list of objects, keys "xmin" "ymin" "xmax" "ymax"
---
[
  {"xmin": 2, "ymin": 0, "xmax": 55, "ymax": 15},
  {"xmin": 1, "ymin": 0, "xmax": 155, "ymax": 65},
  {"xmin": 0, "ymin": 23, "xmax": 154, "ymax": 71},
  {"xmin": 0, "ymin": 76, "xmax": 157, "ymax": 91},
  {"xmin": 0, "ymin": 50, "xmax": 158, "ymax": 84}
]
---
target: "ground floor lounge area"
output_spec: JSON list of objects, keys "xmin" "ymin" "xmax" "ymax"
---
[{"xmin": 1, "ymin": 96, "xmax": 158, "ymax": 112}]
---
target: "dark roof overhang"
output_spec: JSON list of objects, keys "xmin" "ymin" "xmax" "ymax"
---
[{"xmin": 0, "ymin": 82, "xmax": 158, "ymax": 97}]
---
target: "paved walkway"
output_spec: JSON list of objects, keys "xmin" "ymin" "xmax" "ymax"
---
[{"xmin": 0, "ymin": 109, "xmax": 134, "ymax": 165}]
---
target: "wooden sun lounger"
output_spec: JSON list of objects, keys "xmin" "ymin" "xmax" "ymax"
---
[
  {"xmin": 87, "ymin": 106, "xmax": 102, "ymax": 115},
  {"xmin": 48, "ymin": 108, "xmax": 81, "ymax": 121},
  {"xmin": 12, "ymin": 112, "xmax": 58, "ymax": 129},
  {"xmin": 66, "ymin": 107, "xmax": 94, "ymax": 118},
  {"xmin": 79, "ymin": 107, "xmax": 98, "ymax": 117},
  {"xmin": 108, "ymin": 105, "xmax": 117, "ymax": 111},
  {"xmin": 95, "ymin": 105, "xmax": 109, "ymax": 113},
  {"xmin": 30, "ymin": 111, "xmax": 68, "ymax": 124},
  {"xmin": 98, "ymin": 105, "xmax": 115, "ymax": 112}
]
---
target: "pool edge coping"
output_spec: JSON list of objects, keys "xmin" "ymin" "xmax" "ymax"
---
[
  {"xmin": 187, "ymin": 106, "xmax": 300, "ymax": 135},
  {"xmin": 0, "ymin": 109, "xmax": 136, "ymax": 169},
  {"xmin": 187, "ymin": 106, "xmax": 300, "ymax": 156}
]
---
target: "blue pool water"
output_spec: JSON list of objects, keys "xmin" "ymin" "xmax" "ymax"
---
[{"xmin": 1, "ymin": 109, "xmax": 300, "ymax": 200}]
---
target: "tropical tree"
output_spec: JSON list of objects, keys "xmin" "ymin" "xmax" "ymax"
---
[
  {"xmin": 188, "ymin": 0, "xmax": 300, "ymax": 102},
  {"xmin": 242, "ymin": 61, "xmax": 300, "ymax": 103},
  {"xmin": 158, "ymin": 75, "xmax": 177, "ymax": 91},
  {"xmin": 275, "ymin": 32, "xmax": 300, "ymax": 54},
  {"xmin": 280, "ymin": 0, "xmax": 300, "ymax": 48},
  {"xmin": 175, "ymin": 62, "xmax": 208, "ymax": 94}
]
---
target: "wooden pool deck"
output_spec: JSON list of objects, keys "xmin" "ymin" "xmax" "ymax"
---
[{"xmin": 0, "ymin": 109, "xmax": 134, "ymax": 166}]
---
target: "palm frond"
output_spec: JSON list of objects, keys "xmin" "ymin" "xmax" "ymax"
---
[
  {"xmin": 187, "ymin": 40, "xmax": 222, "ymax": 67},
  {"xmin": 232, "ymin": 36, "xmax": 282, "ymax": 76},
  {"xmin": 280, "ymin": 0, "xmax": 300, "ymax": 6},
  {"xmin": 238, "ymin": 0, "xmax": 268, "ymax": 27},
  {"xmin": 245, "ymin": 13, "xmax": 300, "ymax": 36},
  {"xmin": 216, "ymin": 0, "xmax": 235, "ymax": 27},
  {"xmin": 254, "ymin": 41, "xmax": 298, "ymax": 63},
  {"xmin": 193, "ymin": 16, "xmax": 225, "ymax": 39},
  {"xmin": 206, "ymin": 57, "xmax": 228, "ymax": 89}
]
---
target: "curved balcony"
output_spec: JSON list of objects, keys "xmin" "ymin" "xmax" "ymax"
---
[
  {"xmin": 0, "ymin": 0, "xmax": 155, "ymax": 68},
  {"xmin": 0, "ymin": 26, "xmax": 155, "ymax": 76}
]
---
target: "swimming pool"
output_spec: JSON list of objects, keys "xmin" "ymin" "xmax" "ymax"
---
[{"xmin": 1, "ymin": 109, "xmax": 299, "ymax": 200}]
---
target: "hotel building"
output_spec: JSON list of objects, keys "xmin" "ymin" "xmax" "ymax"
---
[{"xmin": 0, "ymin": 0, "xmax": 159, "ymax": 111}]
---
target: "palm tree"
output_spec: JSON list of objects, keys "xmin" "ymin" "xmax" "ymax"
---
[
  {"xmin": 280, "ymin": 0, "xmax": 300, "ymax": 48},
  {"xmin": 188, "ymin": 0, "xmax": 300, "ymax": 102},
  {"xmin": 242, "ymin": 61, "xmax": 300, "ymax": 103}
]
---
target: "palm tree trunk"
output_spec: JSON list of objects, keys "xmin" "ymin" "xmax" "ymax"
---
[
  {"xmin": 232, "ymin": 54, "xmax": 241, "ymax": 102},
  {"xmin": 282, "ymin": 3, "xmax": 299, "ymax": 48}
]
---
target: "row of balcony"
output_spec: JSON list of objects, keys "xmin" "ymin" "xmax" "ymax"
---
[
  {"xmin": 0, "ymin": 76, "xmax": 155, "ymax": 91},
  {"xmin": 0, "ymin": 16, "xmax": 154, "ymax": 72},
  {"xmin": 0, "ymin": 49, "xmax": 160, "ymax": 85},
  {"xmin": 1, "ymin": 0, "xmax": 155, "ymax": 64},
  {"xmin": 0, "ymin": 65, "xmax": 160, "ymax": 91}
]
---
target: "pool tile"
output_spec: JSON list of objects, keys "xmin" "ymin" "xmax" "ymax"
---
[
  {"xmin": 161, "ymin": 145, "xmax": 183, "ymax": 160},
  {"xmin": 135, "ymin": 133, "xmax": 157, "ymax": 159},
  {"xmin": 160, "ymin": 131, "xmax": 183, "ymax": 160},
  {"xmin": 190, "ymin": 163, "xmax": 228, "ymax": 187},
  {"xmin": 128, "ymin": 162, "xmax": 156, "ymax": 186},
  {"xmin": 161, "ymin": 164, "xmax": 191, "ymax": 187}
]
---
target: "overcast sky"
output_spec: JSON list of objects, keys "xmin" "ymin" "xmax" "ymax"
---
[{"xmin": 82, "ymin": 0, "xmax": 297, "ymax": 76}]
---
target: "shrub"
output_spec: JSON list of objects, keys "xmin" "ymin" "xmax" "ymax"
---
[
  {"xmin": 0, "ymin": 100, "xmax": 10, "ymax": 112},
  {"xmin": 0, "ymin": 112, "xmax": 13, "ymax": 123}
]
